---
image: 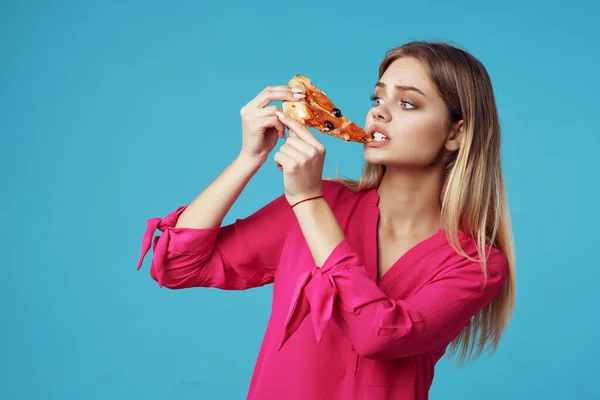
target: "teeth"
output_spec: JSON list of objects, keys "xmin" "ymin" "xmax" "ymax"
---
[{"xmin": 372, "ymin": 132, "xmax": 387, "ymax": 142}]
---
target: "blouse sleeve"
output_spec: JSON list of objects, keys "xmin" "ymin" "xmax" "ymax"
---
[
  {"xmin": 279, "ymin": 239, "xmax": 508, "ymax": 359},
  {"xmin": 137, "ymin": 193, "xmax": 295, "ymax": 290}
]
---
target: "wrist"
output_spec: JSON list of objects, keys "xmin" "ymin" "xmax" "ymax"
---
[
  {"xmin": 288, "ymin": 193, "xmax": 325, "ymax": 209},
  {"xmin": 236, "ymin": 152, "xmax": 265, "ymax": 171}
]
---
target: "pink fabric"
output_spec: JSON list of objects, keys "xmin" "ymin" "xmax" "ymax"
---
[{"xmin": 137, "ymin": 180, "xmax": 508, "ymax": 400}]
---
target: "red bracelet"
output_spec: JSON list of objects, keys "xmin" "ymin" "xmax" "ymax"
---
[{"xmin": 290, "ymin": 195, "xmax": 325, "ymax": 208}]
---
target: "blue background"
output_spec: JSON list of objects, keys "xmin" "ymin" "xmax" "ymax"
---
[{"xmin": 2, "ymin": 0, "xmax": 599, "ymax": 399}]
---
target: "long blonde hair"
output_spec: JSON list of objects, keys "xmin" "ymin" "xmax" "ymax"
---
[{"xmin": 330, "ymin": 41, "xmax": 516, "ymax": 366}]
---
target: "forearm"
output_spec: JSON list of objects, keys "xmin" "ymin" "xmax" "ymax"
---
[
  {"xmin": 292, "ymin": 197, "xmax": 346, "ymax": 266},
  {"xmin": 175, "ymin": 154, "xmax": 263, "ymax": 229}
]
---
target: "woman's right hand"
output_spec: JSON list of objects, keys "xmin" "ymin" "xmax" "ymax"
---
[{"xmin": 238, "ymin": 85, "xmax": 305, "ymax": 165}]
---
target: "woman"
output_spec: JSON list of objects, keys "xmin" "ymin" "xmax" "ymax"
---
[{"xmin": 138, "ymin": 41, "xmax": 516, "ymax": 400}]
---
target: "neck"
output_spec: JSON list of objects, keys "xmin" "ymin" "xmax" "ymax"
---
[{"xmin": 376, "ymin": 164, "xmax": 444, "ymax": 237}]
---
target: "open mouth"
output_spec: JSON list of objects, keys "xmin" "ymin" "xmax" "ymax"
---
[{"xmin": 372, "ymin": 132, "xmax": 388, "ymax": 142}]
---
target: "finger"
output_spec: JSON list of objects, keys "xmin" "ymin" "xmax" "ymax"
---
[
  {"xmin": 275, "ymin": 111, "xmax": 324, "ymax": 150},
  {"xmin": 254, "ymin": 105, "xmax": 282, "ymax": 118},
  {"xmin": 246, "ymin": 106, "xmax": 286, "ymax": 137},
  {"xmin": 284, "ymin": 136, "xmax": 318, "ymax": 158},
  {"xmin": 274, "ymin": 153, "xmax": 284, "ymax": 171},
  {"xmin": 279, "ymin": 142, "xmax": 306, "ymax": 162},
  {"xmin": 259, "ymin": 115, "xmax": 286, "ymax": 139},
  {"xmin": 247, "ymin": 86, "xmax": 306, "ymax": 110},
  {"xmin": 274, "ymin": 151, "xmax": 297, "ymax": 173},
  {"xmin": 248, "ymin": 114, "xmax": 285, "ymax": 139}
]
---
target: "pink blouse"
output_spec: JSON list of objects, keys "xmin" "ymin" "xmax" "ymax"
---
[{"xmin": 137, "ymin": 180, "xmax": 508, "ymax": 400}]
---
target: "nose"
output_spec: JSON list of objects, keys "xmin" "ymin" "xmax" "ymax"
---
[{"xmin": 371, "ymin": 105, "xmax": 390, "ymax": 122}]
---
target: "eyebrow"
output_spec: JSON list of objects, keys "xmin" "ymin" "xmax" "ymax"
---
[{"xmin": 375, "ymin": 81, "xmax": 426, "ymax": 97}]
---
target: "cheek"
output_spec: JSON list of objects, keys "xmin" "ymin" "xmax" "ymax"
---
[
  {"xmin": 387, "ymin": 114, "xmax": 447, "ymax": 164},
  {"xmin": 400, "ymin": 110, "xmax": 445, "ymax": 140}
]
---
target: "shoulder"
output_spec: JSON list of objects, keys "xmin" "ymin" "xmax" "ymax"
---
[
  {"xmin": 436, "ymin": 231, "xmax": 509, "ymax": 286},
  {"xmin": 486, "ymin": 245, "xmax": 509, "ymax": 278}
]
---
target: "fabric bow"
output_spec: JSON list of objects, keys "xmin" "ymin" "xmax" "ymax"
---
[
  {"xmin": 278, "ymin": 266, "xmax": 339, "ymax": 350},
  {"xmin": 136, "ymin": 209, "xmax": 183, "ymax": 288}
]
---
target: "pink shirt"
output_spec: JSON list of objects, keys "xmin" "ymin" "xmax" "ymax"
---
[{"xmin": 137, "ymin": 180, "xmax": 507, "ymax": 400}]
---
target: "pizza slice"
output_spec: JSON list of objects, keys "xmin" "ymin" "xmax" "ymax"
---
[{"xmin": 282, "ymin": 74, "xmax": 372, "ymax": 143}]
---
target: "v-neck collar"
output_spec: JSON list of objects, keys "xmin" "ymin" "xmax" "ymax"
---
[{"xmin": 364, "ymin": 186, "xmax": 448, "ymax": 290}]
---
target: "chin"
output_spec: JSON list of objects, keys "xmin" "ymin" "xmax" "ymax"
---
[
  {"xmin": 363, "ymin": 155, "xmax": 387, "ymax": 166},
  {"xmin": 363, "ymin": 148, "xmax": 388, "ymax": 165}
]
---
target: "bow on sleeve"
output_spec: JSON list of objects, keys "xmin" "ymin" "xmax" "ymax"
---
[
  {"xmin": 277, "ymin": 239, "xmax": 388, "ymax": 351},
  {"xmin": 136, "ymin": 206, "xmax": 187, "ymax": 288},
  {"xmin": 278, "ymin": 267, "xmax": 338, "ymax": 350}
]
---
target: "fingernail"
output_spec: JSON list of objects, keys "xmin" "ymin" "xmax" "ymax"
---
[
  {"xmin": 291, "ymin": 88, "xmax": 304, "ymax": 93},
  {"xmin": 293, "ymin": 93, "xmax": 305, "ymax": 98},
  {"xmin": 275, "ymin": 111, "xmax": 285, "ymax": 118}
]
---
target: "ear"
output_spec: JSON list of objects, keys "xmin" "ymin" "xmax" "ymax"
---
[{"xmin": 444, "ymin": 120, "xmax": 463, "ymax": 152}]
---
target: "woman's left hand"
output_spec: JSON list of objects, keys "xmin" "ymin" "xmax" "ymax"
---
[{"xmin": 274, "ymin": 111, "xmax": 326, "ymax": 206}]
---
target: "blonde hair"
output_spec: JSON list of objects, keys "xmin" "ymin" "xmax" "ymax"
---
[{"xmin": 329, "ymin": 41, "xmax": 516, "ymax": 366}]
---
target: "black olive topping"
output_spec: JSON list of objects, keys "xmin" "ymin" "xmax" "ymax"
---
[
  {"xmin": 333, "ymin": 108, "xmax": 342, "ymax": 118},
  {"xmin": 324, "ymin": 120, "xmax": 334, "ymax": 130}
]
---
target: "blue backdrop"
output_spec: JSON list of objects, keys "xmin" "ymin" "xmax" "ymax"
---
[{"xmin": 2, "ymin": 0, "xmax": 598, "ymax": 399}]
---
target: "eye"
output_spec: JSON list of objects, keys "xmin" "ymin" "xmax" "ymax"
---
[
  {"xmin": 369, "ymin": 94, "xmax": 383, "ymax": 106},
  {"xmin": 400, "ymin": 100, "xmax": 416, "ymax": 110}
]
